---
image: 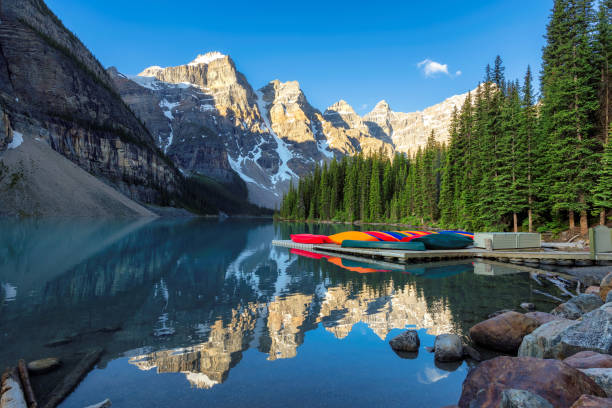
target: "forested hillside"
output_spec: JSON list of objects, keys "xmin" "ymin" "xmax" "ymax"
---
[{"xmin": 279, "ymin": 0, "xmax": 612, "ymax": 235}]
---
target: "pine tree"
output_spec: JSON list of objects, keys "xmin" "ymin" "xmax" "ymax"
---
[
  {"xmin": 594, "ymin": 127, "xmax": 612, "ymax": 222},
  {"xmin": 369, "ymin": 158, "xmax": 382, "ymax": 221},
  {"xmin": 519, "ymin": 66, "xmax": 538, "ymax": 231},
  {"xmin": 541, "ymin": 0, "xmax": 600, "ymax": 235}
]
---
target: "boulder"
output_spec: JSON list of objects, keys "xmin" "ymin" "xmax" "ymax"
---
[
  {"xmin": 551, "ymin": 295, "xmax": 604, "ymax": 320},
  {"xmin": 564, "ymin": 351, "xmax": 612, "ymax": 369},
  {"xmin": 600, "ymin": 272, "xmax": 612, "ymax": 302},
  {"xmin": 570, "ymin": 394, "xmax": 612, "ymax": 407},
  {"xmin": 579, "ymin": 368, "xmax": 612, "ymax": 397},
  {"xmin": 555, "ymin": 303, "xmax": 612, "ymax": 358},
  {"xmin": 389, "ymin": 330, "xmax": 419, "ymax": 352},
  {"xmin": 469, "ymin": 311, "xmax": 540, "ymax": 353},
  {"xmin": 434, "ymin": 334, "xmax": 463, "ymax": 362},
  {"xmin": 585, "ymin": 286, "xmax": 600, "ymax": 296},
  {"xmin": 27, "ymin": 357, "xmax": 61, "ymax": 374},
  {"xmin": 457, "ymin": 356, "xmax": 606, "ymax": 408},
  {"xmin": 607, "ymin": 291, "xmax": 612, "ymax": 304},
  {"xmin": 524, "ymin": 312, "xmax": 561, "ymax": 326},
  {"xmin": 519, "ymin": 319, "xmax": 578, "ymax": 358},
  {"xmin": 499, "ymin": 389, "xmax": 553, "ymax": 408}
]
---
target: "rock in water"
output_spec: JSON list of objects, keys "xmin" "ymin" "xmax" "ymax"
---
[
  {"xmin": 462, "ymin": 344, "xmax": 481, "ymax": 361},
  {"xmin": 519, "ymin": 319, "xmax": 578, "ymax": 358},
  {"xmin": 434, "ymin": 334, "xmax": 463, "ymax": 362},
  {"xmin": 469, "ymin": 311, "xmax": 540, "ymax": 353},
  {"xmin": 564, "ymin": 351, "xmax": 612, "ymax": 369},
  {"xmin": 27, "ymin": 357, "xmax": 61, "ymax": 374},
  {"xmin": 457, "ymin": 356, "xmax": 606, "ymax": 408},
  {"xmin": 600, "ymin": 272, "xmax": 612, "ymax": 302},
  {"xmin": 521, "ymin": 303, "xmax": 536, "ymax": 311},
  {"xmin": 499, "ymin": 389, "xmax": 553, "ymax": 408},
  {"xmin": 84, "ymin": 398, "xmax": 112, "ymax": 408},
  {"xmin": 570, "ymin": 394, "xmax": 612, "ymax": 407},
  {"xmin": 524, "ymin": 312, "xmax": 562, "ymax": 326},
  {"xmin": 389, "ymin": 330, "xmax": 419, "ymax": 352},
  {"xmin": 551, "ymin": 294, "xmax": 604, "ymax": 320},
  {"xmin": 578, "ymin": 368, "xmax": 612, "ymax": 397}
]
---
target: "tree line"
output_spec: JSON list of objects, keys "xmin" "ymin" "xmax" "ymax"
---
[{"xmin": 279, "ymin": 0, "xmax": 611, "ymax": 235}]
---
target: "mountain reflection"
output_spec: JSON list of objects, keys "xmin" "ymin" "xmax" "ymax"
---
[{"xmin": 0, "ymin": 219, "xmax": 551, "ymax": 392}]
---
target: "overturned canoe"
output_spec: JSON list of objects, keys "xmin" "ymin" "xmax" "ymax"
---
[
  {"xmin": 291, "ymin": 230, "xmax": 473, "ymax": 250},
  {"xmin": 341, "ymin": 240, "xmax": 426, "ymax": 251}
]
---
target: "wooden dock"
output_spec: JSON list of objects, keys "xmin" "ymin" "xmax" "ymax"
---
[{"xmin": 272, "ymin": 240, "xmax": 612, "ymax": 265}]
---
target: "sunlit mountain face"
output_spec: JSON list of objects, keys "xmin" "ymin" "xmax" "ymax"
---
[{"xmin": 0, "ymin": 220, "xmax": 564, "ymax": 407}]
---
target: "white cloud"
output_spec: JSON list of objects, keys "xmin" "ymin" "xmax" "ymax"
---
[
  {"xmin": 418, "ymin": 59, "xmax": 449, "ymax": 77},
  {"xmin": 455, "ymin": 70, "xmax": 462, "ymax": 76},
  {"xmin": 360, "ymin": 103, "xmax": 368, "ymax": 110}
]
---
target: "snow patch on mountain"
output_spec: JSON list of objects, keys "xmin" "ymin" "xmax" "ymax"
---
[
  {"xmin": 189, "ymin": 51, "xmax": 226, "ymax": 66},
  {"xmin": 255, "ymin": 90, "xmax": 297, "ymax": 183}
]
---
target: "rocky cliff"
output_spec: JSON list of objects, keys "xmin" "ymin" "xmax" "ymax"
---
[
  {"xmin": 113, "ymin": 52, "xmax": 472, "ymax": 208},
  {"xmin": 0, "ymin": 0, "xmax": 181, "ymax": 204}
]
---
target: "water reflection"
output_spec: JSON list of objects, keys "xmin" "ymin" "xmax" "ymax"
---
[{"xmin": 0, "ymin": 219, "xmax": 562, "ymax": 407}]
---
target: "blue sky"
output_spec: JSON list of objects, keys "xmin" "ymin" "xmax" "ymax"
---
[{"xmin": 47, "ymin": 0, "xmax": 552, "ymax": 114}]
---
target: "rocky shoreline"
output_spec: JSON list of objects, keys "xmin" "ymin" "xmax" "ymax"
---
[{"xmin": 389, "ymin": 270, "xmax": 612, "ymax": 407}]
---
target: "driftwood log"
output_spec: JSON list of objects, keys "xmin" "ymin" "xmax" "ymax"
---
[
  {"xmin": 1, "ymin": 367, "xmax": 27, "ymax": 408},
  {"xmin": 17, "ymin": 361, "xmax": 36, "ymax": 408},
  {"xmin": 42, "ymin": 348, "xmax": 103, "ymax": 408}
]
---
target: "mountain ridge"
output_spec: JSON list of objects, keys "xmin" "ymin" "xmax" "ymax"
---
[{"xmin": 112, "ymin": 51, "xmax": 474, "ymax": 208}]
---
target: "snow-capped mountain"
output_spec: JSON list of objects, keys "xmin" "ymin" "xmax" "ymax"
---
[{"xmin": 109, "ymin": 51, "xmax": 473, "ymax": 208}]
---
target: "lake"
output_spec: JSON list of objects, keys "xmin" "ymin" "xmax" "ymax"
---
[{"xmin": 0, "ymin": 219, "xmax": 565, "ymax": 407}]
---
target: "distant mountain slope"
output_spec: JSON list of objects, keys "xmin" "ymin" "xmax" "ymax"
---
[
  {"xmin": 0, "ymin": 133, "xmax": 156, "ymax": 216},
  {"xmin": 112, "ymin": 52, "xmax": 472, "ymax": 208},
  {"xmin": 0, "ymin": 0, "xmax": 180, "ymax": 206}
]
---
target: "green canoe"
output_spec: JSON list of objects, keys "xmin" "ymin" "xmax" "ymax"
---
[
  {"xmin": 341, "ymin": 240, "xmax": 426, "ymax": 251},
  {"xmin": 411, "ymin": 234, "xmax": 473, "ymax": 250}
]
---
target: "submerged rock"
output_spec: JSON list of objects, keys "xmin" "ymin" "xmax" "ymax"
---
[
  {"xmin": 469, "ymin": 311, "xmax": 539, "ymax": 353},
  {"xmin": 570, "ymin": 394, "xmax": 612, "ymax": 407},
  {"xmin": 521, "ymin": 303, "xmax": 536, "ymax": 312},
  {"xmin": 499, "ymin": 389, "xmax": 553, "ymax": 408},
  {"xmin": 551, "ymin": 295, "xmax": 603, "ymax": 320},
  {"xmin": 462, "ymin": 344, "xmax": 481, "ymax": 361},
  {"xmin": 457, "ymin": 356, "xmax": 605, "ymax": 408},
  {"xmin": 389, "ymin": 330, "xmax": 419, "ymax": 352},
  {"xmin": 27, "ymin": 357, "xmax": 61, "ymax": 374},
  {"xmin": 434, "ymin": 334, "xmax": 463, "ymax": 362},
  {"xmin": 579, "ymin": 368, "xmax": 612, "ymax": 397},
  {"xmin": 564, "ymin": 351, "xmax": 612, "ymax": 369}
]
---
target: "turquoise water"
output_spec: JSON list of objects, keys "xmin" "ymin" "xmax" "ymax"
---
[{"xmin": 0, "ymin": 219, "xmax": 563, "ymax": 407}]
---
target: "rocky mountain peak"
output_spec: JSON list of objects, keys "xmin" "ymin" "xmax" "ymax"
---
[
  {"xmin": 324, "ymin": 100, "xmax": 363, "ymax": 130},
  {"xmin": 261, "ymin": 80, "xmax": 307, "ymax": 106},
  {"xmin": 372, "ymin": 100, "xmax": 391, "ymax": 112},
  {"xmin": 138, "ymin": 65, "xmax": 164, "ymax": 77},
  {"xmin": 188, "ymin": 51, "xmax": 227, "ymax": 66},
  {"xmin": 325, "ymin": 100, "xmax": 356, "ymax": 116}
]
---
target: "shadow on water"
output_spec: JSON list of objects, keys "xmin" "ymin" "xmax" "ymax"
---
[{"xmin": 0, "ymin": 219, "xmax": 565, "ymax": 408}]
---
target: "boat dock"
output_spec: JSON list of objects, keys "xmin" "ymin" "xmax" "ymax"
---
[{"xmin": 272, "ymin": 240, "xmax": 612, "ymax": 266}]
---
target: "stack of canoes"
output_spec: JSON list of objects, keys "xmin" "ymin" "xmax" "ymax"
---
[{"xmin": 290, "ymin": 230, "xmax": 473, "ymax": 250}]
